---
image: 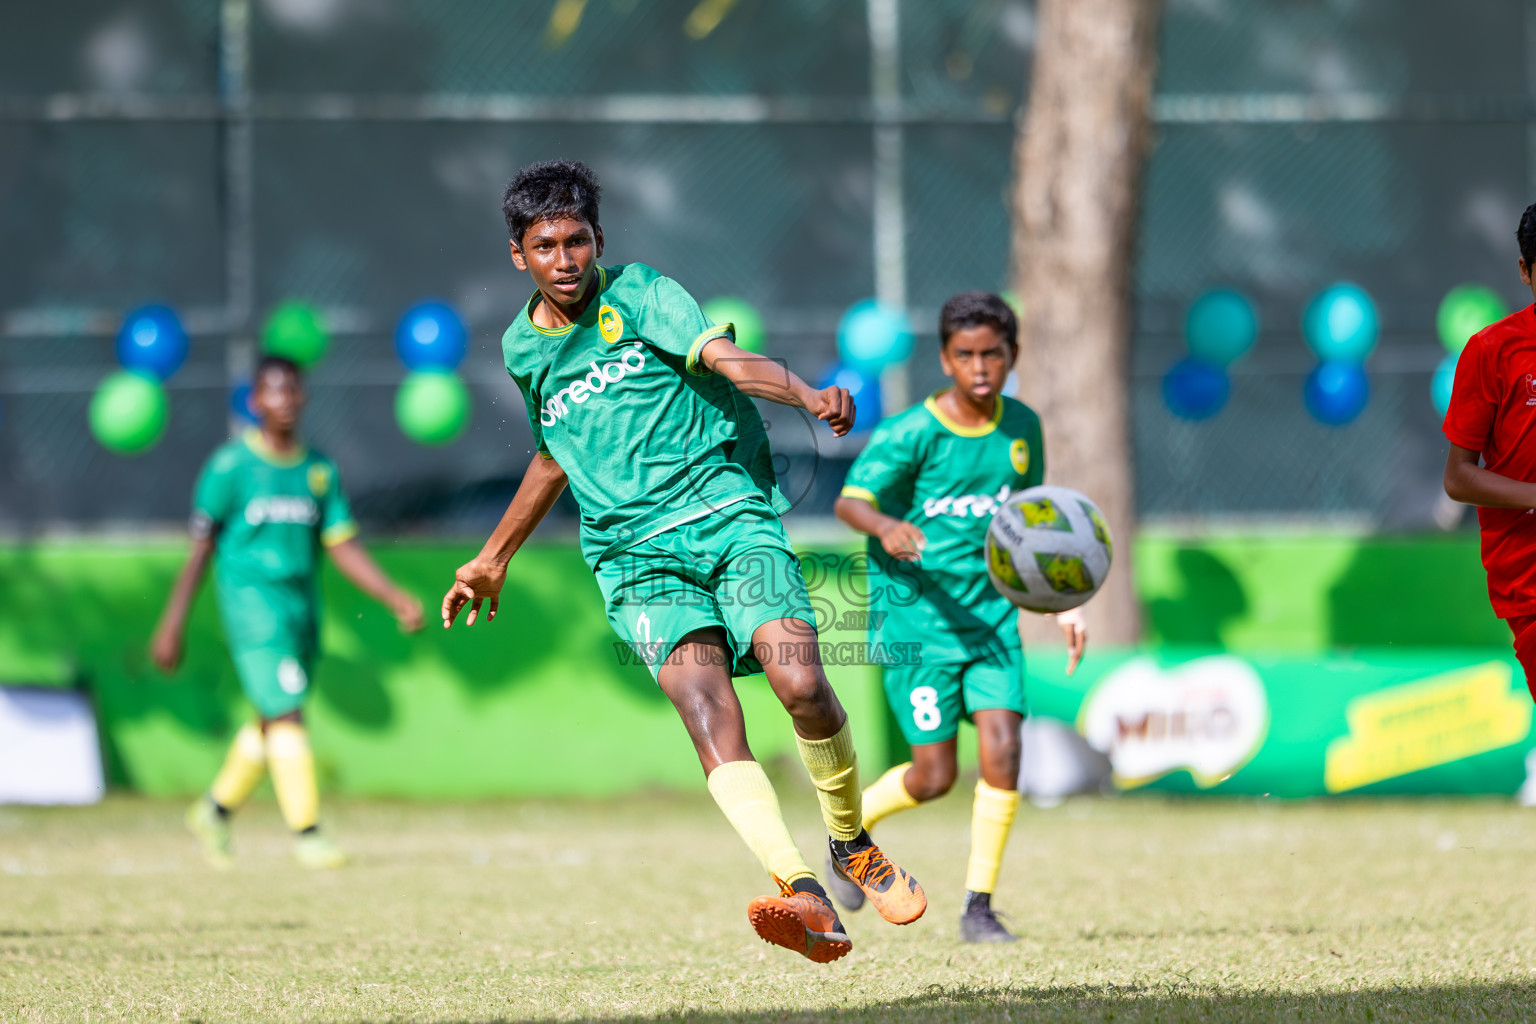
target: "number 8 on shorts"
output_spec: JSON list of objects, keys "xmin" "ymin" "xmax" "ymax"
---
[
  {"xmin": 882, "ymin": 661, "xmax": 1014, "ymax": 747},
  {"xmin": 910, "ymin": 685, "xmax": 942, "ymax": 732}
]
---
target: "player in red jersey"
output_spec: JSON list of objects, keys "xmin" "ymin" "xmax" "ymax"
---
[{"xmin": 1443, "ymin": 203, "xmax": 1536, "ymax": 695}]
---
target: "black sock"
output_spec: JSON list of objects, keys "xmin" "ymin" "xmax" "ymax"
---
[
  {"xmin": 209, "ymin": 798, "xmax": 231, "ymax": 820},
  {"xmin": 298, "ymin": 824, "xmax": 319, "ymax": 836},
  {"xmin": 791, "ymin": 876, "xmax": 831, "ymax": 902},
  {"xmin": 828, "ymin": 829, "xmax": 874, "ymax": 859},
  {"xmin": 963, "ymin": 890, "xmax": 992, "ymax": 914}
]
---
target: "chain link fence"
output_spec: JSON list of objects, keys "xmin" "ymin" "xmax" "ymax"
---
[{"xmin": 0, "ymin": 0, "xmax": 1530, "ymax": 533}]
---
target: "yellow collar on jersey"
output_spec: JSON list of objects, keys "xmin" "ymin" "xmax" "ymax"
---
[
  {"xmin": 244, "ymin": 429, "xmax": 309, "ymax": 467},
  {"xmin": 526, "ymin": 266, "xmax": 609, "ymax": 337},
  {"xmin": 924, "ymin": 390, "xmax": 1003, "ymax": 438}
]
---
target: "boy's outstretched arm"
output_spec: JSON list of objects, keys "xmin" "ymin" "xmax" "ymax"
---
[
  {"xmin": 150, "ymin": 534, "xmax": 216, "ymax": 673},
  {"xmin": 833, "ymin": 493, "xmax": 926, "ymax": 562},
  {"xmin": 699, "ymin": 337, "xmax": 855, "ymax": 436},
  {"xmin": 442, "ymin": 453, "xmax": 569, "ymax": 628},
  {"xmin": 327, "ymin": 539, "xmax": 424, "ymax": 633},
  {"xmin": 1445, "ymin": 443, "xmax": 1536, "ymax": 508}
]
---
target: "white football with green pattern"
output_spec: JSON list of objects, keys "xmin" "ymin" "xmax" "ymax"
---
[{"xmin": 985, "ymin": 485, "xmax": 1113, "ymax": 613}]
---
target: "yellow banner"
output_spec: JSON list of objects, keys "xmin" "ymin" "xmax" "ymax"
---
[{"xmin": 1324, "ymin": 663, "xmax": 1531, "ymax": 793}]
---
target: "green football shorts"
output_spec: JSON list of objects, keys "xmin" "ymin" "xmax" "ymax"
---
[
  {"xmin": 594, "ymin": 498, "xmax": 817, "ymax": 679},
  {"xmin": 230, "ymin": 645, "xmax": 315, "ymax": 720},
  {"xmin": 884, "ymin": 646, "xmax": 1026, "ymax": 746}
]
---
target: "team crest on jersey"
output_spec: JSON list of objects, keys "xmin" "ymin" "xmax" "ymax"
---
[
  {"xmin": 1525, "ymin": 374, "xmax": 1536, "ymax": 406},
  {"xmin": 598, "ymin": 305, "xmax": 624, "ymax": 343},
  {"xmin": 307, "ymin": 464, "xmax": 331, "ymax": 497},
  {"xmin": 1009, "ymin": 438, "xmax": 1030, "ymax": 475}
]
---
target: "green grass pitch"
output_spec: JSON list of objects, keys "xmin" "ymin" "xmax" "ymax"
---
[{"xmin": 3, "ymin": 786, "xmax": 1535, "ymax": 1022}]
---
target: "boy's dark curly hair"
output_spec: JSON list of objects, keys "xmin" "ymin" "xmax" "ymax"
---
[
  {"xmin": 502, "ymin": 160, "xmax": 602, "ymax": 244},
  {"xmin": 1518, "ymin": 202, "xmax": 1536, "ymax": 265},
  {"xmin": 254, "ymin": 354, "xmax": 301, "ymax": 381},
  {"xmin": 939, "ymin": 291, "xmax": 1018, "ymax": 349}
]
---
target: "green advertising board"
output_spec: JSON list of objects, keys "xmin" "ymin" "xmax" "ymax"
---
[
  {"xmin": 1, "ymin": 532, "xmax": 1529, "ymax": 799},
  {"xmin": 0, "ymin": 541, "xmax": 895, "ymax": 798},
  {"xmin": 1025, "ymin": 648, "xmax": 1534, "ymax": 798}
]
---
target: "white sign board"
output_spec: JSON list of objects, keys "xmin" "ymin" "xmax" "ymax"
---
[
  {"xmin": 0, "ymin": 686, "xmax": 105, "ymax": 805},
  {"xmin": 1078, "ymin": 655, "xmax": 1270, "ymax": 789}
]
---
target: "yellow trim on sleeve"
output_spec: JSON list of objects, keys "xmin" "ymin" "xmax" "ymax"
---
[
  {"xmin": 686, "ymin": 325, "xmax": 733, "ymax": 376},
  {"xmin": 923, "ymin": 390, "xmax": 1003, "ymax": 438},
  {"xmin": 538, "ymin": 451, "xmax": 555, "ymax": 460},
  {"xmin": 839, "ymin": 485, "xmax": 880, "ymax": 512},
  {"xmin": 321, "ymin": 520, "xmax": 359, "ymax": 547}
]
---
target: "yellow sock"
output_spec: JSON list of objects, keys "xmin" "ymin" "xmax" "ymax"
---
[
  {"xmin": 209, "ymin": 722, "xmax": 266, "ymax": 810},
  {"xmin": 265, "ymin": 722, "xmax": 319, "ymax": 833},
  {"xmin": 964, "ymin": 779, "xmax": 1021, "ymax": 894},
  {"xmin": 706, "ymin": 760, "xmax": 813, "ymax": 884},
  {"xmin": 794, "ymin": 721, "xmax": 861, "ymax": 842},
  {"xmin": 862, "ymin": 763, "xmax": 920, "ymax": 831}
]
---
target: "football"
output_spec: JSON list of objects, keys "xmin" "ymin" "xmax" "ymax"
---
[{"xmin": 985, "ymin": 485, "xmax": 1113, "ymax": 613}]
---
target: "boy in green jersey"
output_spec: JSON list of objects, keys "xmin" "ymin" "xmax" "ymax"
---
[
  {"xmin": 831, "ymin": 291, "xmax": 1088, "ymax": 943},
  {"xmin": 152, "ymin": 355, "xmax": 424, "ymax": 869},
  {"xmin": 440, "ymin": 160, "xmax": 925, "ymax": 963}
]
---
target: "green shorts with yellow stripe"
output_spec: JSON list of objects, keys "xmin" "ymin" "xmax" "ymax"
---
[
  {"xmin": 884, "ymin": 645, "xmax": 1026, "ymax": 746},
  {"xmin": 593, "ymin": 498, "xmax": 817, "ymax": 679}
]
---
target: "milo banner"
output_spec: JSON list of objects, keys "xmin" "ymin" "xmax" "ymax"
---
[{"xmin": 1023, "ymin": 649, "xmax": 1536, "ymax": 798}]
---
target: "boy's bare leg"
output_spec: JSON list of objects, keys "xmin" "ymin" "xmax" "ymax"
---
[
  {"xmin": 753, "ymin": 618, "xmax": 927, "ymax": 925},
  {"xmin": 656, "ymin": 629, "xmax": 850, "ymax": 963},
  {"xmin": 655, "ymin": 629, "xmax": 754, "ymax": 774}
]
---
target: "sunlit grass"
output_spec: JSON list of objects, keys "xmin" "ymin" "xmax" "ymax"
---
[{"xmin": 3, "ymin": 789, "xmax": 1535, "ymax": 1021}]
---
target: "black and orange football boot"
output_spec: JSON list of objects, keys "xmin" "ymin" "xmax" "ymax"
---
[
  {"xmin": 747, "ymin": 876, "xmax": 853, "ymax": 963},
  {"xmin": 829, "ymin": 831, "xmax": 926, "ymax": 925}
]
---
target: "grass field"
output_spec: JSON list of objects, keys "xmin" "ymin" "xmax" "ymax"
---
[{"xmin": 4, "ymin": 784, "xmax": 1536, "ymax": 1022}]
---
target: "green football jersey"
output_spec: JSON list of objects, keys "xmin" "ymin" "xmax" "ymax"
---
[
  {"xmin": 841, "ymin": 392, "xmax": 1044, "ymax": 664},
  {"xmin": 191, "ymin": 430, "xmax": 357, "ymax": 651},
  {"xmin": 502, "ymin": 263, "xmax": 789, "ymax": 568}
]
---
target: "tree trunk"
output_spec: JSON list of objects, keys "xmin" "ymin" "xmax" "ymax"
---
[{"xmin": 1011, "ymin": 0, "xmax": 1161, "ymax": 647}]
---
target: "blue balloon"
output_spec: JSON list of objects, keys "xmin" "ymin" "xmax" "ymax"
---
[
  {"xmin": 1304, "ymin": 361, "xmax": 1370, "ymax": 426},
  {"xmin": 1185, "ymin": 289, "xmax": 1258, "ymax": 366},
  {"xmin": 230, "ymin": 381, "xmax": 257, "ymax": 423},
  {"xmin": 115, "ymin": 304, "xmax": 188, "ymax": 381},
  {"xmin": 1432, "ymin": 352, "xmax": 1457, "ymax": 417},
  {"xmin": 1161, "ymin": 358, "xmax": 1229, "ymax": 421},
  {"xmin": 819, "ymin": 362, "xmax": 882, "ymax": 433},
  {"xmin": 395, "ymin": 301, "xmax": 468, "ymax": 371},
  {"xmin": 1303, "ymin": 283, "xmax": 1378, "ymax": 364},
  {"xmin": 837, "ymin": 300, "xmax": 914, "ymax": 373}
]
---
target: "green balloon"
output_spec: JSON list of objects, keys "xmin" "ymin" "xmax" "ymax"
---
[
  {"xmin": 90, "ymin": 371, "xmax": 167, "ymax": 455},
  {"xmin": 1437, "ymin": 284, "xmax": 1508, "ymax": 354},
  {"xmin": 261, "ymin": 301, "xmax": 330, "ymax": 367},
  {"xmin": 701, "ymin": 296, "xmax": 766, "ymax": 354},
  {"xmin": 396, "ymin": 370, "xmax": 470, "ymax": 445}
]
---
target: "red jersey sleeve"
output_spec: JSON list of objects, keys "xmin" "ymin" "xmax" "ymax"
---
[{"xmin": 1443, "ymin": 331, "xmax": 1497, "ymax": 452}]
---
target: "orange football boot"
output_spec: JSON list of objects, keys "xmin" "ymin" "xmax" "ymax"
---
[
  {"xmin": 830, "ymin": 833, "xmax": 926, "ymax": 925},
  {"xmin": 747, "ymin": 877, "xmax": 853, "ymax": 963}
]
